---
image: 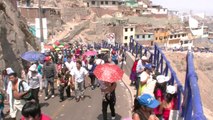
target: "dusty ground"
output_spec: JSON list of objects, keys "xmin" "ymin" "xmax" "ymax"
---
[{"xmin": 165, "ymin": 51, "xmax": 213, "ymax": 119}]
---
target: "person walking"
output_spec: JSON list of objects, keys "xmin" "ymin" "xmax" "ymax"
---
[
  {"xmin": 27, "ymin": 64, "xmax": 41, "ymax": 103},
  {"xmin": 100, "ymin": 81, "xmax": 117, "ymax": 120},
  {"xmin": 43, "ymin": 56, "xmax": 57, "ymax": 100},
  {"xmin": 87, "ymin": 57, "xmax": 97, "ymax": 90},
  {"xmin": 71, "ymin": 60, "xmax": 88, "ymax": 102},
  {"xmin": 58, "ymin": 68, "xmax": 71, "ymax": 102},
  {"xmin": 7, "ymin": 72, "xmax": 31, "ymax": 120}
]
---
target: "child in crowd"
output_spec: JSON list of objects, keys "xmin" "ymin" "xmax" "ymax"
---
[{"xmin": 21, "ymin": 101, "xmax": 51, "ymax": 120}]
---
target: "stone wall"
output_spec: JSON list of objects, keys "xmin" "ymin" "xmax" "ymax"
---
[
  {"xmin": 62, "ymin": 20, "xmax": 90, "ymax": 42},
  {"xmin": 62, "ymin": 7, "xmax": 90, "ymax": 22},
  {"xmin": 0, "ymin": 0, "xmax": 38, "ymax": 76}
]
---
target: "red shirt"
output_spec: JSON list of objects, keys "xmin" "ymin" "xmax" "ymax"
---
[
  {"xmin": 21, "ymin": 114, "xmax": 52, "ymax": 120},
  {"xmin": 131, "ymin": 60, "xmax": 138, "ymax": 72}
]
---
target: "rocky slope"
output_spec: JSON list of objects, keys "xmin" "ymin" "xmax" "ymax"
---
[{"xmin": 0, "ymin": 0, "xmax": 39, "ymax": 76}]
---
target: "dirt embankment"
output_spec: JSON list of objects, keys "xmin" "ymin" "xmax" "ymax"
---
[{"xmin": 164, "ymin": 51, "xmax": 213, "ymax": 119}]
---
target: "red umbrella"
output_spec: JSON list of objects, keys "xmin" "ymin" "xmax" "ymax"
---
[
  {"xmin": 83, "ymin": 51, "xmax": 97, "ymax": 57},
  {"xmin": 94, "ymin": 63, "xmax": 124, "ymax": 83}
]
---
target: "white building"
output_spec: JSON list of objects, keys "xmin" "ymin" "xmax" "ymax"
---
[{"xmin": 148, "ymin": 5, "xmax": 168, "ymax": 15}]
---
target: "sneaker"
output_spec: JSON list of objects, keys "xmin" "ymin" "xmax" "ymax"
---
[
  {"xmin": 111, "ymin": 116, "xmax": 116, "ymax": 120},
  {"xmin": 81, "ymin": 96, "xmax": 85, "ymax": 100},
  {"xmin": 51, "ymin": 95, "xmax": 55, "ymax": 98},
  {"xmin": 45, "ymin": 97, "xmax": 48, "ymax": 100},
  {"xmin": 76, "ymin": 98, "xmax": 80, "ymax": 102}
]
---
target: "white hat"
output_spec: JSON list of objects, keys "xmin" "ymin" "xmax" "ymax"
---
[
  {"xmin": 29, "ymin": 64, "xmax": 37, "ymax": 72},
  {"xmin": 142, "ymin": 56, "xmax": 148, "ymax": 60},
  {"xmin": 166, "ymin": 85, "xmax": 176, "ymax": 94},
  {"xmin": 156, "ymin": 75, "xmax": 170, "ymax": 84},
  {"xmin": 6, "ymin": 68, "xmax": 14, "ymax": 74}
]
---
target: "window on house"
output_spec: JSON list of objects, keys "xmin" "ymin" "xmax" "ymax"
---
[
  {"xmin": 112, "ymin": 1, "xmax": 116, "ymax": 5},
  {"xmin": 178, "ymin": 34, "xmax": 180, "ymax": 38},
  {"xmin": 130, "ymin": 35, "xmax": 133, "ymax": 39},
  {"xmin": 142, "ymin": 35, "xmax": 145, "ymax": 38},
  {"xmin": 170, "ymin": 35, "xmax": 173, "ymax": 39},
  {"xmin": 174, "ymin": 35, "xmax": 177, "ymax": 38},
  {"xmin": 130, "ymin": 28, "xmax": 133, "ymax": 31},
  {"xmin": 105, "ymin": 1, "xmax": 108, "ymax": 5},
  {"xmin": 156, "ymin": 37, "xmax": 158, "ymax": 40},
  {"xmin": 101, "ymin": 1, "xmax": 104, "ymax": 4},
  {"xmin": 125, "ymin": 28, "xmax": 128, "ymax": 32},
  {"xmin": 182, "ymin": 34, "xmax": 186, "ymax": 37},
  {"xmin": 91, "ymin": 1, "xmax": 95, "ymax": 5},
  {"xmin": 137, "ymin": 35, "xmax": 139, "ymax": 38},
  {"xmin": 159, "ymin": 37, "xmax": 163, "ymax": 40},
  {"xmin": 125, "ymin": 36, "xmax": 128, "ymax": 40},
  {"xmin": 164, "ymin": 36, "xmax": 167, "ymax": 39},
  {"xmin": 148, "ymin": 35, "xmax": 151, "ymax": 38}
]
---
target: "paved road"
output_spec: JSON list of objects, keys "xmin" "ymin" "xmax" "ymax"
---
[{"xmin": 37, "ymin": 79, "xmax": 132, "ymax": 120}]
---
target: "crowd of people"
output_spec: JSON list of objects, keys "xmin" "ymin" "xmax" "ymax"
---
[
  {"xmin": 0, "ymin": 42, "xmax": 127, "ymax": 120},
  {"xmin": 0, "ymin": 41, "xmax": 179, "ymax": 120},
  {"xmin": 130, "ymin": 56, "xmax": 178, "ymax": 120}
]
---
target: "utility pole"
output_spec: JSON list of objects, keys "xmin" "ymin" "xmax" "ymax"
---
[{"xmin": 38, "ymin": 0, "xmax": 44, "ymax": 52}]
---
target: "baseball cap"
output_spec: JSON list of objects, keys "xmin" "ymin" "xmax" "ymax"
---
[
  {"xmin": 44, "ymin": 56, "xmax": 51, "ymax": 61},
  {"xmin": 137, "ymin": 94, "xmax": 159, "ymax": 108},
  {"xmin": 166, "ymin": 85, "xmax": 176, "ymax": 94},
  {"xmin": 29, "ymin": 64, "xmax": 37, "ymax": 72},
  {"xmin": 156, "ymin": 75, "xmax": 170, "ymax": 84},
  {"xmin": 144, "ymin": 64, "xmax": 152, "ymax": 70},
  {"xmin": 6, "ymin": 67, "xmax": 14, "ymax": 74}
]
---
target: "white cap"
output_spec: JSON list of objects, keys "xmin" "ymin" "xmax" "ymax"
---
[
  {"xmin": 29, "ymin": 64, "xmax": 37, "ymax": 72},
  {"xmin": 166, "ymin": 85, "xmax": 176, "ymax": 94},
  {"xmin": 6, "ymin": 68, "xmax": 14, "ymax": 74},
  {"xmin": 156, "ymin": 75, "xmax": 170, "ymax": 84}
]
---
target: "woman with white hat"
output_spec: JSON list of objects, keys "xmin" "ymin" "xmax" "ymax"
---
[
  {"xmin": 153, "ymin": 75, "xmax": 170, "ymax": 120},
  {"xmin": 159, "ymin": 85, "xmax": 177, "ymax": 120},
  {"xmin": 27, "ymin": 64, "xmax": 41, "ymax": 103}
]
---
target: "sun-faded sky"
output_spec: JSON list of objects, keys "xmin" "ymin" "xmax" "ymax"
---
[{"xmin": 151, "ymin": 0, "xmax": 213, "ymax": 15}]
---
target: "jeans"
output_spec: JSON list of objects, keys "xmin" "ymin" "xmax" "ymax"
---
[
  {"xmin": 89, "ymin": 75, "xmax": 96, "ymax": 88},
  {"xmin": 102, "ymin": 92, "xmax": 116, "ymax": 120},
  {"xmin": 31, "ymin": 88, "xmax": 40, "ymax": 103},
  {"xmin": 58, "ymin": 85, "xmax": 71, "ymax": 100},
  {"xmin": 45, "ymin": 77, "xmax": 55, "ymax": 97},
  {"xmin": 75, "ymin": 81, "xmax": 84, "ymax": 98}
]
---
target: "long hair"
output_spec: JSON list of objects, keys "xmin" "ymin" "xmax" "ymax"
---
[{"xmin": 132, "ymin": 98, "xmax": 141, "ymax": 112}]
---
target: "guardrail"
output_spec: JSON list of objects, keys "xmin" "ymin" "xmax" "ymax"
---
[{"xmin": 181, "ymin": 51, "xmax": 206, "ymax": 120}]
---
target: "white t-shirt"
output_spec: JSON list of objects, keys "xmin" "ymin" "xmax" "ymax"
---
[
  {"xmin": 95, "ymin": 59, "xmax": 104, "ymax": 65},
  {"xmin": 136, "ymin": 60, "xmax": 145, "ymax": 73},
  {"xmin": 27, "ymin": 72, "xmax": 41, "ymax": 89},
  {"xmin": 65, "ymin": 61, "xmax": 76, "ymax": 72},
  {"xmin": 71, "ymin": 67, "xmax": 88, "ymax": 83}
]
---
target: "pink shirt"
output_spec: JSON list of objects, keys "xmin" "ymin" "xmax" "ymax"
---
[
  {"xmin": 21, "ymin": 114, "xmax": 52, "ymax": 120},
  {"xmin": 154, "ymin": 89, "xmax": 163, "ymax": 115}
]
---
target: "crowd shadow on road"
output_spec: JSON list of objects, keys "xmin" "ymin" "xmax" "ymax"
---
[
  {"xmin": 97, "ymin": 113, "xmax": 121, "ymax": 120},
  {"xmin": 40, "ymin": 102, "xmax": 49, "ymax": 108}
]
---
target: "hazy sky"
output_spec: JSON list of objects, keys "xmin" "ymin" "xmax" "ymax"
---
[{"xmin": 151, "ymin": 0, "xmax": 213, "ymax": 15}]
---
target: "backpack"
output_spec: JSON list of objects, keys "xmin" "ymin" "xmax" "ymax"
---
[{"xmin": 19, "ymin": 81, "xmax": 32, "ymax": 101}]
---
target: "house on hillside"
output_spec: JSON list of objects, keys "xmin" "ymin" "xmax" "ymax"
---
[
  {"xmin": 137, "ymin": 0, "xmax": 151, "ymax": 8},
  {"xmin": 110, "ymin": 24, "xmax": 136, "ymax": 45},
  {"xmin": 135, "ymin": 26, "xmax": 154, "ymax": 46},
  {"xmin": 85, "ymin": 0, "xmax": 124, "ymax": 9}
]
